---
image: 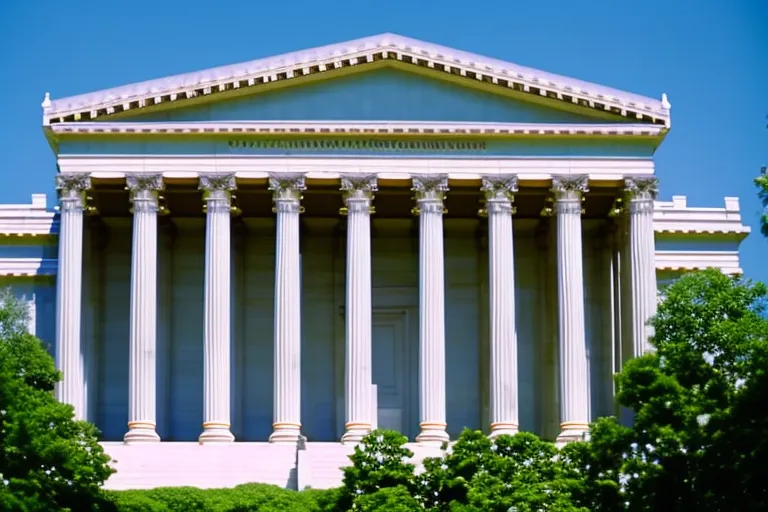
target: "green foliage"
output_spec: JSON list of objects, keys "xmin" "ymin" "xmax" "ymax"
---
[
  {"xmin": 755, "ymin": 173, "xmax": 768, "ymax": 237},
  {"xmin": 0, "ymin": 289, "xmax": 114, "ymax": 511},
  {"xmin": 571, "ymin": 269, "xmax": 768, "ymax": 511},
  {"xmin": 105, "ymin": 483, "xmax": 332, "ymax": 511},
  {"xmin": 339, "ymin": 429, "xmax": 416, "ymax": 510}
]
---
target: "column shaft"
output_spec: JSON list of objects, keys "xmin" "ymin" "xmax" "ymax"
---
[
  {"xmin": 483, "ymin": 176, "xmax": 520, "ymax": 437},
  {"xmin": 54, "ymin": 174, "xmax": 90, "ymax": 420},
  {"xmin": 553, "ymin": 176, "xmax": 590, "ymax": 443},
  {"xmin": 414, "ymin": 176, "xmax": 450, "ymax": 445},
  {"xmin": 341, "ymin": 176, "xmax": 376, "ymax": 444},
  {"xmin": 269, "ymin": 175, "xmax": 305, "ymax": 444},
  {"xmin": 626, "ymin": 177, "xmax": 659, "ymax": 356},
  {"xmin": 199, "ymin": 174, "xmax": 236, "ymax": 443},
  {"xmin": 124, "ymin": 175, "xmax": 163, "ymax": 443}
]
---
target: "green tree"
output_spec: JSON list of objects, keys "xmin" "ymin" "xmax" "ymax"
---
[
  {"xmin": 571, "ymin": 269, "xmax": 768, "ymax": 511},
  {"xmin": 0, "ymin": 289, "xmax": 114, "ymax": 511},
  {"xmin": 756, "ymin": 169, "xmax": 768, "ymax": 237}
]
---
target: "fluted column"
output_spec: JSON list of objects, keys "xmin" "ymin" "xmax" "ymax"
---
[
  {"xmin": 413, "ymin": 175, "xmax": 450, "ymax": 445},
  {"xmin": 552, "ymin": 175, "xmax": 590, "ymax": 444},
  {"xmin": 269, "ymin": 174, "xmax": 305, "ymax": 444},
  {"xmin": 625, "ymin": 177, "xmax": 659, "ymax": 356},
  {"xmin": 54, "ymin": 174, "xmax": 91, "ymax": 420},
  {"xmin": 124, "ymin": 175, "xmax": 164, "ymax": 444},
  {"xmin": 482, "ymin": 176, "xmax": 520, "ymax": 438},
  {"xmin": 198, "ymin": 174, "xmax": 236, "ymax": 444},
  {"xmin": 340, "ymin": 175, "xmax": 377, "ymax": 444}
]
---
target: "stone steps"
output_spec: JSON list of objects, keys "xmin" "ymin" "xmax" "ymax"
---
[{"xmin": 101, "ymin": 442, "xmax": 297, "ymax": 490}]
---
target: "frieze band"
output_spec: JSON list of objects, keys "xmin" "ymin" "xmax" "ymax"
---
[{"xmin": 228, "ymin": 139, "xmax": 487, "ymax": 152}]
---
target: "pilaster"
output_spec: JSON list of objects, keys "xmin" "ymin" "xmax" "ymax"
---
[
  {"xmin": 54, "ymin": 173, "xmax": 91, "ymax": 420},
  {"xmin": 198, "ymin": 173, "xmax": 236, "ymax": 444},
  {"xmin": 269, "ymin": 174, "xmax": 305, "ymax": 444},
  {"xmin": 124, "ymin": 174, "xmax": 164, "ymax": 443},
  {"xmin": 412, "ymin": 175, "xmax": 450, "ymax": 445},
  {"xmin": 551, "ymin": 175, "xmax": 590, "ymax": 444},
  {"xmin": 340, "ymin": 175, "xmax": 377, "ymax": 444},
  {"xmin": 625, "ymin": 176, "xmax": 659, "ymax": 356},
  {"xmin": 480, "ymin": 175, "xmax": 520, "ymax": 438}
]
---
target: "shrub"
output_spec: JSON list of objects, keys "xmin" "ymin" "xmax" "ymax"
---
[{"xmin": 0, "ymin": 290, "xmax": 114, "ymax": 512}]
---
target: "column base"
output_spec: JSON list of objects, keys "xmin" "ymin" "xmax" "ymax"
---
[
  {"xmin": 415, "ymin": 422, "xmax": 450, "ymax": 446},
  {"xmin": 123, "ymin": 422, "xmax": 160, "ymax": 444},
  {"xmin": 489, "ymin": 422, "xmax": 519, "ymax": 439},
  {"xmin": 555, "ymin": 422, "xmax": 589, "ymax": 446},
  {"xmin": 341, "ymin": 422, "xmax": 372, "ymax": 444},
  {"xmin": 198, "ymin": 422, "xmax": 235, "ymax": 444},
  {"xmin": 269, "ymin": 422, "xmax": 302, "ymax": 444}
]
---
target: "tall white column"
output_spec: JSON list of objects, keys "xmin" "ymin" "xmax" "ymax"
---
[
  {"xmin": 54, "ymin": 174, "xmax": 91, "ymax": 420},
  {"xmin": 413, "ymin": 175, "xmax": 450, "ymax": 445},
  {"xmin": 198, "ymin": 174, "xmax": 236, "ymax": 444},
  {"xmin": 124, "ymin": 175, "xmax": 164, "ymax": 443},
  {"xmin": 340, "ymin": 175, "xmax": 377, "ymax": 444},
  {"xmin": 269, "ymin": 174, "xmax": 305, "ymax": 444},
  {"xmin": 625, "ymin": 177, "xmax": 659, "ymax": 356},
  {"xmin": 482, "ymin": 176, "xmax": 520, "ymax": 438},
  {"xmin": 552, "ymin": 175, "xmax": 590, "ymax": 444}
]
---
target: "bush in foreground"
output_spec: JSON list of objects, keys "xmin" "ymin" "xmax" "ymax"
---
[{"xmin": 0, "ymin": 289, "xmax": 114, "ymax": 511}]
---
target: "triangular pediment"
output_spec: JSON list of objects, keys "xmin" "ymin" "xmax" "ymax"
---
[{"xmin": 43, "ymin": 33, "xmax": 670, "ymax": 127}]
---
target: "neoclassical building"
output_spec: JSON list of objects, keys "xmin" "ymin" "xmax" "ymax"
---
[{"xmin": 1, "ymin": 34, "xmax": 750, "ymax": 489}]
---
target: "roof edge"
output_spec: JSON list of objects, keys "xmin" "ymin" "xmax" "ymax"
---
[{"xmin": 42, "ymin": 33, "xmax": 671, "ymax": 128}]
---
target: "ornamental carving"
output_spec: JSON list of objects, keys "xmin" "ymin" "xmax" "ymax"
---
[
  {"xmin": 551, "ymin": 175, "xmax": 589, "ymax": 197},
  {"xmin": 55, "ymin": 174, "xmax": 92, "ymax": 213},
  {"xmin": 340, "ymin": 175, "xmax": 377, "ymax": 215},
  {"xmin": 480, "ymin": 175, "xmax": 518, "ymax": 216},
  {"xmin": 127, "ymin": 174, "xmax": 164, "ymax": 192},
  {"xmin": 199, "ymin": 173, "xmax": 237, "ymax": 192},
  {"xmin": 412, "ymin": 175, "xmax": 448, "ymax": 216},
  {"xmin": 199, "ymin": 174, "xmax": 236, "ymax": 215},
  {"xmin": 127, "ymin": 174, "xmax": 164, "ymax": 214},
  {"xmin": 269, "ymin": 174, "xmax": 306, "ymax": 215},
  {"xmin": 625, "ymin": 177, "xmax": 659, "ymax": 201}
]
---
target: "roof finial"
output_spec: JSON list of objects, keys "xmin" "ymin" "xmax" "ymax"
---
[
  {"xmin": 41, "ymin": 92, "xmax": 52, "ymax": 109},
  {"xmin": 661, "ymin": 93, "xmax": 671, "ymax": 110}
]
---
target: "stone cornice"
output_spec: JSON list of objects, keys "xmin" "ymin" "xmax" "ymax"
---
[
  {"xmin": 42, "ymin": 34, "xmax": 670, "ymax": 128},
  {"xmin": 48, "ymin": 121, "xmax": 666, "ymax": 140}
]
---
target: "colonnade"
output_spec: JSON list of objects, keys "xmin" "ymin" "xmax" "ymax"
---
[{"xmin": 53, "ymin": 172, "xmax": 658, "ymax": 445}]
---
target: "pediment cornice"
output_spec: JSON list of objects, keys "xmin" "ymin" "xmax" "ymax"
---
[{"xmin": 42, "ymin": 33, "xmax": 671, "ymax": 128}]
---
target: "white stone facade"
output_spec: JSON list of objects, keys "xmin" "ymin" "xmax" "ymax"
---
[{"xmin": 0, "ymin": 33, "xmax": 752, "ymax": 490}]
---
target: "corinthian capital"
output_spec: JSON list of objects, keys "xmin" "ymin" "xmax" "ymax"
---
[
  {"xmin": 341, "ymin": 175, "xmax": 377, "ymax": 215},
  {"xmin": 412, "ymin": 175, "xmax": 448, "ymax": 215},
  {"xmin": 551, "ymin": 175, "xmax": 589, "ymax": 199},
  {"xmin": 269, "ymin": 174, "xmax": 306, "ymax": 214},
  {"xmin": 55, "ymin": 174, "xmax": 91, "ymax": 213},
  {"xmin": 199, "ymin": 173, "xmax": 236, "ymax": 215},
  {"xmin": 199, "ymin": 173, "xmax": 237, "ymax": 193},
  {"xmin": 127, "ymin": 174, "xmax": 164, "ymax": 214},
  {"xmin": 481, "ymin": 175, "xmax": 518, "ymax": 215},
  {"xmin": 624, "ymin": 176, "xmax": 659, "ymax": 201}
]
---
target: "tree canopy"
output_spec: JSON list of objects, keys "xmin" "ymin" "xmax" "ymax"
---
[{"xmin": 0, "ymin": 289, "xmax": 114, "ymax": 511}]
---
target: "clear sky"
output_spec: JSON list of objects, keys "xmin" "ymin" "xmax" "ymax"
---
[{"xmin": 1, "ymin": 0, "xmax": 765, "ymax": 282}]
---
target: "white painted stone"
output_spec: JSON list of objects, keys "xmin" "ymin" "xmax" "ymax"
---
[
  {"xmin": 413, "ymin": 175, "xmax": 450, "ymax": 445},
  {"xmin": 482, "ymin": 176, "xmax": 520, "ymax": 438},
  {"xmin": 340, "ymin": 175, "xmax": 376, "ymax": 444},
  {"xmin": 269, "ymin": 175, "xmax": 305, "ymax": 444},
  {"xmin": 124, "ymin": 175, "xmax": 163, "ymax": 443},
  {"xmin": 552, "ymin": 175, "xmax": 590, "ymax": 443},
  {"xmin": 198, "ymin": 174, "xmax": 236, "ymax": 444},
  {"xmin": 54, "ymin": 173, "xmax": 90, "ymax": 420},
  {"xmin": 626, "ymin": 177, "xmax": 659, "ymax": 355}
]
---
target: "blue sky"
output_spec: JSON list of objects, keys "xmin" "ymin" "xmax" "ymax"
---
[{"xmin": 1, "ymin": 1, "xmax": 765, "ymax": 282}]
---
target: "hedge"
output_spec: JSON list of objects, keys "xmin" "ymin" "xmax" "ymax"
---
[{"xmin": 104, "ymin": 483, "xmax": 342, "ymax": 512}]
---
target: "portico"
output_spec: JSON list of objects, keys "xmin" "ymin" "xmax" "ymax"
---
[{"xmin": 53, "ymin": 168, "xmax": 657, "ymax": 445}]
